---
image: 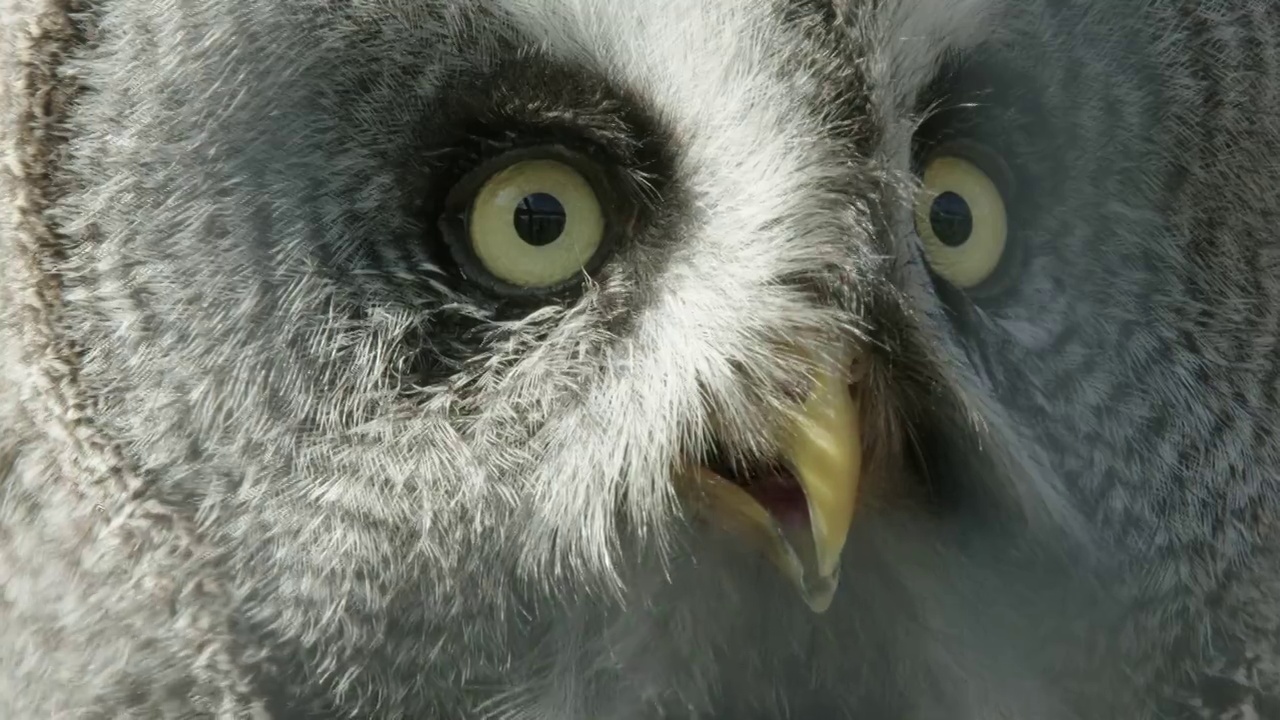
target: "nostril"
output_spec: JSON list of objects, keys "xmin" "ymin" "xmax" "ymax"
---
[{"xmin": 778, "ymin": 370, "xmax": 815, "ymax": 405}]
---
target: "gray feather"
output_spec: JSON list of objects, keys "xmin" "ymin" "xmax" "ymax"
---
[{"xmin": 3, "ymin": 0, "xmax": 1279, "ymax": 718}]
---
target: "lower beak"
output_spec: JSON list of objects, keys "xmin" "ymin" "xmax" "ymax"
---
[{"xmin": 686, "ymin": 362, "xmax": 863, "ymax": 613}]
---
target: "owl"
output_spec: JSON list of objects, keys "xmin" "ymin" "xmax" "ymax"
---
[{"xmin": 4, "ymin": 0, "xmax": 1280, "ymax": 717}]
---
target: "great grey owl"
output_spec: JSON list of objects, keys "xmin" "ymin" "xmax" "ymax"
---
[{"xmin": 4, "ymin": 0, "xmax": 1280, "ymax": 718}]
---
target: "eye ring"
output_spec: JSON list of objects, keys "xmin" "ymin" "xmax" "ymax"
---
[
  {"xmin": 913, "ymin": 152, "xmax": 1010, "ymax": 290},
  {"xmin": 439, "ymin": 146, "xmax": 628, "ymax": 299}
]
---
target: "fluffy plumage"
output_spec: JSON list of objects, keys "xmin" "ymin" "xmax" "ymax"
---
[{"xmin": 4, "ymin": 0, "xmax": 1280, "ymax": 717}]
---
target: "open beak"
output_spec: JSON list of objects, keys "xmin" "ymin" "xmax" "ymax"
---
[{"xmin": 685, "ymin": 362, "xmax": 862, "ymax": 613}]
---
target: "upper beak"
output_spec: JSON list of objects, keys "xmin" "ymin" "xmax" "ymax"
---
[{"xmin": 685, "ymin": 359, "xmax": 863, "ymax": 613}]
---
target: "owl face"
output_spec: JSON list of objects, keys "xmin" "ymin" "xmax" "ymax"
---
[{"xmin": 59, "ymin": 0, "xmax": 1180, "ymax": 669}]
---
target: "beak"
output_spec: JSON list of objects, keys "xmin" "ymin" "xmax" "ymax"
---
[{"xmin": 685, "ymin": 360, "xmax": 863, "ymax": 613}]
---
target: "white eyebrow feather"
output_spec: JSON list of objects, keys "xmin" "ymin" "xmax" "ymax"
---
[{"xmin": 874, "ymin": 0, "xmax": 1008, "ymax": 107}]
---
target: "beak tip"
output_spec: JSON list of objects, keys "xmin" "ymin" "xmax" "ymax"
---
[{"xmin": 800, "ymin": 566, "xmax": 840, "ymax": 614}]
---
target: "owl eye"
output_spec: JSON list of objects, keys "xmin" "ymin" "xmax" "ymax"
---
[
  {"xmin": 451, "ymin": 156, "xmax": 609, "ymax": 292},
  {"xmin": 913, "ymin": 154, "xmax": 1009, "ymax": 290}
]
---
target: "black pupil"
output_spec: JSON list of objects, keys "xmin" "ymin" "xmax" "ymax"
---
[
  {"xmin": 513, "ymin": 193, "xmax": 567, "ymax": 247},
  {"xmin": 929, "ymin": 191, "xmax": 973, "ymax": 247}
]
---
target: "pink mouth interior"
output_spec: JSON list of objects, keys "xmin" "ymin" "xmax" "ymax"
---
[
  {"xmin": 744, "ymin": 467, "xmax": 811, "ymax": 528},
  {"xmin": 708, "ymin": 452, "xmax": 811, "ymax": 529}
]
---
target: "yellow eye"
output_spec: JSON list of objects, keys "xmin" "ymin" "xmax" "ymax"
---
[
  {"xmin": 466, "ymin": 159, "xmax": 606, "ymax": 289},
  {"xmin": 913, "ymin": 155, "xmax": 1009, "ymax": 289}
]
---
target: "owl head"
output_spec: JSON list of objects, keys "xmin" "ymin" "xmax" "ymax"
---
[{"xmin": 48, "ymin": 0, "xmax": 1186, "ymax": 687}]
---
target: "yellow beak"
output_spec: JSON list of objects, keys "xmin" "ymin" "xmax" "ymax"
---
[{"xmin": 687, "ymin": 364, "xmax": 862, "ymax": 613}]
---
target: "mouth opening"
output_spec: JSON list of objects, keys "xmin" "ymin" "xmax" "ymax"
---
[{"xmin": 704, "ymin": 445, "xmax": 812, "ymax": 529}]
